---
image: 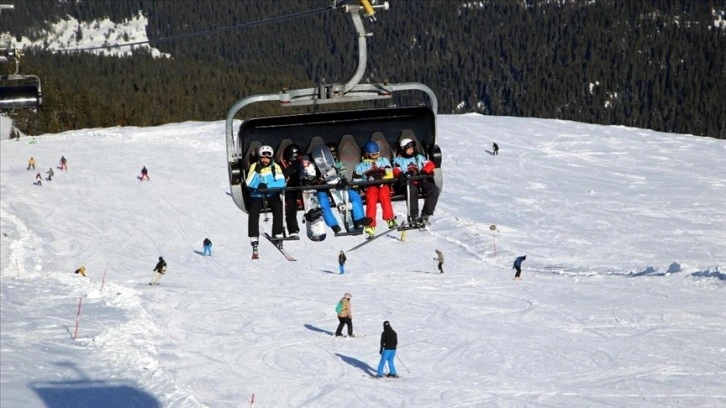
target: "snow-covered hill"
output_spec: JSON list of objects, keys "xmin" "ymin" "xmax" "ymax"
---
[{"xmin": 1, "ymin": 114, "xmax": 725, "ymax": 407}]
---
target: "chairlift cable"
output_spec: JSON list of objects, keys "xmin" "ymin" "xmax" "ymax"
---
[{"xmin": 61, "ymin": 0, "xmax": 353, "ymax": 54}]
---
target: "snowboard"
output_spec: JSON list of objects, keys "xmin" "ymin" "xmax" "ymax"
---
[
  {"xmin": 298, "ymin": 155, "xmax": 327, "ymax": 241},
  {"xmin": 311, "ymin": 144, "xmax": 356, "ymax": 232}
]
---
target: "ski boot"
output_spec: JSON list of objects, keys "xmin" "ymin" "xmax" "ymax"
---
[
  {"xmin": 251, "ymin": 238, "xmax": 259, "ymax": 259},
  {"xmin": 386, "ymin": 218, "xmax": 398, "ymax": 229},
  {"xmin": 364, "ymin": 226, "xmax": 376, "ymax": 239}
]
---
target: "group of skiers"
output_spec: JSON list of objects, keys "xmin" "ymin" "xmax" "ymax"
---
[
  {"xmin": 28, "ymin": 156, "xmax": 67, "ymax": 186},
  {"xmin": 244, "ymin": 138, "xmax": 441, "ymax": 255},
  {"xmin": 334, "ymin": 292, "xmax": 399, "ymax": 378}
]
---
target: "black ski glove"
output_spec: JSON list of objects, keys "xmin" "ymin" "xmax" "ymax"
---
[
  {"xmin": 254, "ymin": 164, "xmax": 262, "ymax": 173},
  {"xmin": 257, "ymin": 183, "xmax": 267, "ymax": 190},
  {"xmin": 336, "ymin": 178, "xmax": 348, "ymax": 189}
]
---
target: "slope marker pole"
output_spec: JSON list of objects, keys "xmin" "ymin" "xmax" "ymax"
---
[{"xmin": 72, "ymin": 297, "xmax": 83, "ymax": 340}]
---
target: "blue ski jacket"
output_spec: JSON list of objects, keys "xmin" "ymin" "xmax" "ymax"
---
[
  {"xmin": 353, "ymin": 157, "xmax": 393, "ymax": 181},
  {"xmin": 246, "ymin": 162, "xmax": 286, "ymax": 198}
]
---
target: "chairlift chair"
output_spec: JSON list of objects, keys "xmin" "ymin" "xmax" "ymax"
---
[
  {"xmin": 225, "ymin": 0, "xmax": 443, "ymax": 214},
  {"xmin": 0, "ymin": 6, "xmax": 42, "ymax": 112}
]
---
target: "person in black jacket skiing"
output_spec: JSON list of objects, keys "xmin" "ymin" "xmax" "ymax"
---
[
  {"xmin": 376, "ymin": 320, "xmax": 398, "ymax": 378},
  {"xmin": 149, "ymin": 256, "xmax": 167, "ymax": 285}
]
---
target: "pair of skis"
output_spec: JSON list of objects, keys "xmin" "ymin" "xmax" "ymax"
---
[{"xmin": 252, "ymin": 233, "xmax": 298, "ymax": 261}]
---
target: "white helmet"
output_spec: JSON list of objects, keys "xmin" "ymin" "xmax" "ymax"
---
[
  {"xmin": 400, "ymin": 138, "xmax": 415, "ymax": 149},
  {"xmin": 258, "ymin": 145, "xmax": 274, "ymax": 158}
]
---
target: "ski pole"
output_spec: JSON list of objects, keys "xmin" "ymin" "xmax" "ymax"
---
[
  {"xmin": 262, "ymin": 195, "xmax": 269, "ymax": 223},
  {"xmin": 396, "ymin": 354, "xmax": 411, "ymax": 374}
]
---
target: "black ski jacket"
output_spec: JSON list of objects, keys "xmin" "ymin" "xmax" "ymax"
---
[{"xmin": 380, "ymin": 327, "xmax": 398, "ymax": 352}]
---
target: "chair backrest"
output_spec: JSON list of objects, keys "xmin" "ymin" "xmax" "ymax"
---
[
  {"xmin": 338, "ymin": 134, "xmax": 360, "ymax": 181},
  {"xmin": 370, "ymin": 132, "xmax": 393, "ymax": 161},
  {"xmin": 275, "ymin": 139, "xmax": 294, "ymax": 163},
  {"xmin": 244, "ymin": 141, "xmax": 262, "ymax": 169},
  {"xmin": 305, "ymin": 136, "xmax": 326, "ymax": 156}
]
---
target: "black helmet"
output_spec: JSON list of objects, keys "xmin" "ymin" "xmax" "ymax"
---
[{"xmin": 283, "ymin": 144, "xmax": 301, "ymax": 162}]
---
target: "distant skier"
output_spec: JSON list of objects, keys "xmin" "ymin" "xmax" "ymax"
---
[
  {"xmin": 59, "ymin": 156, "xmax": 68, "ymax": 170},
  {"xmin": 334, "ymin": 293, "xmax": 354, "ymax": 337},
  {"xmin": 376, "ymin": 320, "xmax": 398, "ymax": 378},
  {"xmin": 74, "ymin": 266, "xmax": 86, "ymax": 277},
  {"xmin": 46, "ymin": 167, "xmax": 54, "ymax": 181},
  {"xmin": 139, "ymin": 166, "xmax": 149, "ymax": 181},
  {"xmin": 513, "ymin": 255, "xmax": 527, "ymax": 280},
  {"xmin": 202, "ymin": 238, "xmax": 212, "ymax": 256},
  {"xmin": 27, "ymin": 157, "xmax": 36, "ymax": 170},
  {"xmin": 393, "ymin": 137, "xmax": 439, "ymax": 227},
  {"xmin": 493, "ymin": 142, "xmax": 499, "ymax": 155},
  {"xmin": 338, "ymin": 250, "xmax": 347, "ymax": 274},
  {"xmin": 434, "ymin": 249, "xmax": 444, "ymax": 274},
  {"xmin": 149, "ymin": 256, "xmax": 167, "ymax": 285},
  {"xmin": 34, "ymin": 172, "xmax": 42, "ymax": 186}
]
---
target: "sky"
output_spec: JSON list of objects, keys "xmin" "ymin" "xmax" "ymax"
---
[{"xmin": 1, "ymin": 113, "xmax": 725, "ymax": 408}]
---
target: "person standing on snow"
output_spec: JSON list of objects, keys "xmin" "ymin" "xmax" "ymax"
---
[
  {"xmin": 353, "ymin": 141, "xmax": 397, "ymax": 238},
  {"xmin": 59, "ymin": 156, "xmax": 68, "ymax": 170},
  {"xmin": 46, "ymin": 167, "xmax": 54, "ymax": 181},
  {"xmin": 27, "ymin": 157, "xmax": 36, "ymax": 170},
  {"xmin": 376, "ymin": 320, "xmax": 398, "ymax": 378},
  {"xmin": 279, "ymin": 144, "xmax": 302, "ymax": 238},
  {"xmin": 149, "ymin": 256, "xmax": 167, "ymax": 285},
  {"xmin": 335, "ymin": 293, "xmax": 354, "ymax": 337},
  {"xmin": 34, "ymin": 172, "xmax": 42, "ymax": 186},
  {"xmin": 202, "ymin": 238, "xmax": 213, "ymax": 256},
  {"xmin": 139, "ymin": 166, "xmax": 149, "ymax": 181},
  {"xmin": 338, "ymin": 250, "xmax": 347, "ymax": 274},
  {"xmin": 246, "ymin": 145, "xmax": 286, "ymax": 255},
  {"xmin": 434, "ymin": 249, "xmax": 444, "ymax": 274},
  {"xmin": 513, "ymin": 255, "xmax": 527, "ymax": 280},
  {"xmin": 493, "ymin": 142, "xmax": 499, "ymax": 155},
  {"xmin": 393, "ymin": 138, "xmax": 439, "ymax": 228}
]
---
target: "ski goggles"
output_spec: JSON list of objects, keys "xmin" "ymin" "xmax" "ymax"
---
[
  {"xmin": 402, "ymin": 142, "xmax": 415, "ymax": 150},
  {"xmin": 368, "ymin": 152, "xmax": 380, "ymax": 158},
  {"xmin": 259, "ymin": 151, "xmax": 273, "ymax": 158}
]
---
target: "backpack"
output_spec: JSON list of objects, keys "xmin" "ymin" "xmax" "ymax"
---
[{"xmin": 335, "ymin": 301, "xmax": 343, "ymax": 314}]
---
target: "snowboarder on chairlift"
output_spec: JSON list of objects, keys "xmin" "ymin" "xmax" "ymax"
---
[
  {"xmin": 246, "ymin": 145, "xmax": 286, "ymax": 254},
  {"xmin": 312, "ymin": 146, "xmax": 370, "ymax": 235},
  {"xmin": 393, "ymin": 137, "xmax": 439, "ymax": 228},
  {"xmin": 279, "ymin": 144, "xmax": 302, "ymax": 237}
]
